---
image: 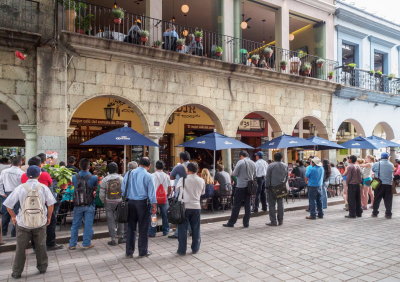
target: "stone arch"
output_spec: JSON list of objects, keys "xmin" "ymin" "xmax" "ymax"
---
[
  {"xmin": 68, "ymin": 94, "xmax": 150, "ymax": 134},
  {"xmin": 0, "ymin": 92, "xmax": 30, "ymax": 125},
  {"xmin": 337, "ymin": 118, "xmax": 366, "ymax": 137},
  {"xmin": 234, "ymin": 111, "xmax": 283, "ymax": 137},
  {"xmin": 162, "ymin": 103, "xmax": 224, "ymax": 135},
  {"xmin": 293, "ymin": 115, "xmax": 329, "ymax": 140},
  {"xmin": 372, "ymin": 122, "xmax": 395, "ymax": 140}
]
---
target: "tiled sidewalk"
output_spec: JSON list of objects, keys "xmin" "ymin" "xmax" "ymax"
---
[{"xmin": 1, "ymin": 196, "xmax": 399, "ymax": 281}]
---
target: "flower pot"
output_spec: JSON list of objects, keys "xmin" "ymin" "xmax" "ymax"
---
[
  {"xmin": 141, "ymin": 37, "xmax": 148, "ymax": 43},
  {"xmin": 252, "ymin": 60, "xmax": 258, "ymax": 65},
  {"xmin": 215, "ymin": 52, "xmax": 222, "ymax": 57},
  {"xmin": 65, "ymin": 9, "xmax": 76, "ymax": 32},
  {"xmin": 304, "ymin": 70, "xmax": 311, "ymax": 75},
  {"xmin": 177, "ymin": 45, "xmax": 184, "ymax": 51},
  {"xmin": 114, "ymin": 18, "xmax": 122, "ymax": 24},
  {"xmin": 195, "ymin": 37, "xmax": 201, "ymax": 42},
  {"xmin": 317, "ymin": 63, "xmax": 323, "ymax": 68},
  {"xmin": 328, "ymin": 75, "xmax": 333, "ymax": 80},
  {"xmin": 153, "ymin": 45, "xmax": 160, "ymax": 48},
  {"xmin": 265, "ymin": 52, "xmax": 273, "ymax": 58},
  {"xmin": 281, "ymin": 65, "xmax": 286, "ymax": 71},
  {"xmin": 77, "ymin": 29, "xmax": 85, "ymax": 34}
]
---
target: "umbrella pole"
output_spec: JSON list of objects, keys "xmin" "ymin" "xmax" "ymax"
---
[
  {"xmin": 123, "ymin": 145, "xmax": 127, "ymax": 174},
  {"xmin": 213, "ymin": 150, "xmax": 216, "ymax": 175}
]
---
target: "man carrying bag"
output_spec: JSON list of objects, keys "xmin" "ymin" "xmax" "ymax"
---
[{"xmin": 372, "ymin": 153, "xmax": 394, "ymax": 219}]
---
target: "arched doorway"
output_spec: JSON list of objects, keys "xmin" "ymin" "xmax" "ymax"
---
[
  {"xmin": 0, "ymin": 102, "xmax": 25, "ymax": 159},
  {"xmin": 372, "ymin": 122, "xmax": 397, "ymax": 159},
  {"xmin": 293, "ymin": 116, "xmax": 329, "ymax": 162},
  {"xmin": 68, "ymin": 96, "xmax": 149, "ymax": 169},
  {"xmin": 163, "ymin": 104, "xmax": 223, "ymax": 171},
  {"xmin": 336, "ymin": 119, "xmax": 366, "ymax": 159},
  {"xmin": 236, "ymin": 111, "xmax": 282, "ymax": 162}
]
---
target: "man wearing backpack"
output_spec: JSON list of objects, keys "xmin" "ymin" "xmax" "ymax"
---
[
  {"xmin": 100, "ymin": 162, "xmax": 125, "ymax": 246},
  {"xmin": 3, "ymin": 165, "xmax": 56, "ymax": 279},
  {"xmin": 149, "ymin": 160, "xmax": 171, "ymax": 237},
  {"xmin": 68, "ymin": 158, "xmax": 98, "ymax": 250}
]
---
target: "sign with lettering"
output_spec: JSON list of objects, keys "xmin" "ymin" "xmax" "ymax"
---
[
  {"xmin": 71, "ymin": 118, "xmax": 131, "ymax": 127},
  {"xmin": 238, "ymin": 119, "xmax": 262, "ymax": 131},
  {"xmin": 185, "ymin": 124, "xmax": 215, "ymax": 130}
]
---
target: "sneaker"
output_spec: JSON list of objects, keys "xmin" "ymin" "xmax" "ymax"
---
[
  {"xmin": 317, "ymin": 216, "xmax": 324, "ymax": 219},
  {"xmin": 47, "ymin": 244, "xmax": 64, "ymax": 251},
  {"xmin": 108, "ymin": 240, "xmax": 117, "ymax": 246},
  {"xmin": 371, "ymin": 214, "xmax": 378, "ymax": 218},
  {"xmin": 306, "ymin": 216, "xmax": 316, "ymax": 220},
  {"xmin": 68, "ymin": 246, "xmax": 76, "ymax": 250},
  {"xmin": 82, "ymin": 244, "xmax": 95, "ymax": 249},
  {"xmin": 139, "ymin": 251, "xmax": 152, "ymax": 258},
  {"xmin": 222, "ymin": 224, "xmax": 234, "ymax": 228},
  {"xmin": 11, "ymin": 273, "xmax": 21, "ymax": 279},
  {"xmin": 118, "ymin": 238, "xmax": 126, "ymax": 244},
  {"xmin": 176, "ymin": 251, "xmax": 185, "ymax": 256},
  {"xmin": 345, "ymin": 215, "xmax": 356, "ymax": 219},
  {"xmin": 125, "ymin": 254, "xmax": 133, "ymax": 258},
  {"xmin": 39, "ymin": 270, "xmax": 46, "ymax": 274},
  {"xmin": 266, "ymin": 222, "xmax": 277, "ymax": 226},
  {"xmin": 168, "ymin": 235, "xmax": 178, "ymax": 239},
  {"xmin": 385, "ymin": 215, "xmax": 392, "ymax": 219}
]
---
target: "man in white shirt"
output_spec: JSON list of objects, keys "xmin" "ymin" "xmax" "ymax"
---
[
  {"xmin": 149, "ymin": 160, "xmax": 171, "ymax": 237},
  {"xmin": 254, "ymin": 152, "xmax": 269, "ymax": 213},
  {"xmin": 3, "ymin": 165, "xmax": 56, "ymax": 279},
  {"xmin": 0, "ymin": 157, "xmax": 10, "ymax": 173},
  {"xmin": 0, "ymin": 157, "xmax": 24, "ymax": 237}
]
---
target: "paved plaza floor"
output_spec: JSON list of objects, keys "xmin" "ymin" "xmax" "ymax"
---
[{"xmin": 1, "ymin": 196, "xmax": 400, "ymax": 282}]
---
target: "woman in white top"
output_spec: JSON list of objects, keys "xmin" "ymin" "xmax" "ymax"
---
[{"xmin": 358, "ymin": 155, "xmax": 375, "ymax": 210}]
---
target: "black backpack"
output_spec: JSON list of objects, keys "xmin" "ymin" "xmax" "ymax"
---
[
  {"xmin": 167, "ymin": 178, "xmax": 186, "ymax": 224},
  {"xmin": 74, "ymin": 174, "xmax": 94, "ymax": 206}
]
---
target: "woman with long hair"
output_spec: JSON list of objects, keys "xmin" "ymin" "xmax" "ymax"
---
[
  {"xmin": 322, "ymin": 159, "xmax": 331, "ymax": 209},
  {"xmin": 358, "ymin": 155, "xmax": 375, "ymax": 210},
  {"xmin": 200, "ymin": 168, "xmax": 214, "ymax": 202}
]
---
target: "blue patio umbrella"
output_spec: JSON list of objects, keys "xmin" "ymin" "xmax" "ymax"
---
[
  {"xmin": 258, "ymin": 134, "xmax": 315, "ymax": 149},
  {"xmin": 340, "ymin": 136, "xmax": 380, "ymax": 150},
  {"xmin": 305, "ymin": 136, "xmax": 345, "ymax": 150},
  {"xmin": 367, "ymin": 135, "xmax": 400, "ymax": 148},
  {"xmin": 81, "ymin": 123, "xmax": 159, "ymax": 173},
  {"xmin": 177, "ymin": 131, "xmax": 253, "ymax": 170}
]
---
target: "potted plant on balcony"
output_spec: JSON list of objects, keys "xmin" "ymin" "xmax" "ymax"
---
[
  {"xmin": 194, "ymin": 30, "xmax": 203, "ymax": 42},
  {"xmin": 375, "ymin": 70, "xmax": 383, "ymax": 78},
  {"xmin": 369, "ymin": 70, "xmax": 375, "ymax": 76},
  {"xmin": 215, "ymin": 46, "xmax": 223, "ymax": 57},
  {"xmin": 153, "ymin": 40, "xmax": 162, "ymax": 48},
  {"xmin": 251, "ymin": 54, "xmax": 260, "ymax": 66},
  {"xmin": 112, "ymin": 7, "xmax": 125, "ymax": 24},
  {"xmin": 76, "ymin": 14, "xmax": 94, "ymax": 34},
  {"xmin": 176, "ymin": 38, "xmax": 185, "ymax": 51},
  {"xmin": 388, "ymin": 73, "xmax": 395, "ymax": 80},
  {"xmin": 139, "ymin": 30, "xmax": 149, "ymax": 43},
  {"xmin": 63, "ymin": 0, "xmax": 87, "ymax": 33},
  {"xmin": 298, "ymin": 50, "xmax": 307, "ymax": 59},
  {"xmin": 316, "ymin": 58, "xmax": 324, "ymax": 68},
  {"xmin": 263, "ymin": 47, "xmax": 273, "ymax": 58},
  {"xmin": 280, "ymin": 60, "xmax": 287, "ymax": 71},
  {"xmin": 343, "ymin": 63, "xmax": 356, "ymax": 72},
  {"xmin": 328, "ymin": 71, "xmax": 334, "ymax": 80},
  {"xmin": 302, "ymin": 62, "xmax": 312, "ymax": 76}
]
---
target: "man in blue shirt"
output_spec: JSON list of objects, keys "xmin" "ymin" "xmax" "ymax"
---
[
  {"xmin": 122, "ymin": 157, "xmax": 157, "ymax": 258},
  {"xmin": 372, "ymin": 152, "xmax": 394, "ymax": 219},
  {"xmin": 305, "ymin": 157, "xmax": 324, "ymax": 220},
  {"xmin": 68, "ymin": 158, "xmax": 98, "ymax": 250}
]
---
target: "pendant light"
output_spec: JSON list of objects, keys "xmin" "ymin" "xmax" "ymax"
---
[
  {"xmin": 181, "ymin": 4, "xmax": 189, "ymax": 14},
  {"xmin": 113, "ymin": 0, "xmax": 117, "ymax": 8}
]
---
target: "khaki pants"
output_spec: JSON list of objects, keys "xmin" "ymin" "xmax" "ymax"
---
[{"xmin": 13, "ymin": 225, "xmax": 47, "ymax": 276}]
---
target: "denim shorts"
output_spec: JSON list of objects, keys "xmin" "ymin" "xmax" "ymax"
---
[{"xmin": 363, "ymin": 177, "xmax": 372, "ymax": 186}]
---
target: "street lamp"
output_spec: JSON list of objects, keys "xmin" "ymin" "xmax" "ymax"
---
[{"xmin": 104, "ymin": 107, "xmax": 115, "ymax": 121}]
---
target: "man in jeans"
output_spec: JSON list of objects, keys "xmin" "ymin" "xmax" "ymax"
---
[
  {"xmin": 253, "ymin": 151, "xmax": 268, "ymax": 213},
  {"xmin": 265, "ymin": 152, "xmax": 287, "ymax": 226},
  {"xmin": 100, "ymin": 162, "xmax": 125, "ymax": 246},
  {"xmin": 372, "ymin": 152, "xmax": 394, "ymax": 219},
  {"xmin": 3, "ymin": 165, "xmax": 56, "ymax": 279},
  {"xmin": 344, "ymin": 155, "xmax": 362, "ymax": 218},
  {"xmin": 223, "ymin": 151, "xmax": 256, "ymax": 228},
  {"xmin": 305, "ymin": 157, "xmax": 324, "ymax": 220},
  {"xmin": 68, "ymin": 158, "xmax": 98, "ymax": 250}
]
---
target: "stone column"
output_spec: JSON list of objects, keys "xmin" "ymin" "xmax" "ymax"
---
[
  {"xmin": 222, "ymin": 149, "xmax": 232, "ymax": 174},
  {"xmin": 275, "ymin": 1, "xmax": 289, "ymax": 69},
  {"xmin": 298, "ymin": 119, "xmax": 304, "ymax": 138},
  {"xmin": 146, "ymin": 0, "xmax": 162, "ymax": 42},
  {"xmin": 218, "ymin": 0, "xmax": 235, "ymax": 63},
  {"xmin": 19, "ymin": 124, "xmax": 37, "ymax": 161},
  {"xmin": 390, "ymin": 148, "xmax": 396, "ymax": 164},
  {"xmin": 147, "ymin": 132, "xmax": 163, "ymax": 172}
]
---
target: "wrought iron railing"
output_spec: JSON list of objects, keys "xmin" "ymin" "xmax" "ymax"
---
[
  {"xmin": 0, "ymin": 0, "xmax": 39, "ymax": 33},
  {"xmin": 337, "ymin": 66, "xmax": 400, "ymax": 95},
  {"xmin": 59, "ymin": 0, "xmax": 338, "ymax": 81}
]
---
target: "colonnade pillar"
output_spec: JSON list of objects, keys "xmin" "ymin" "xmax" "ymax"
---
[{"xmin": 19, "ymin": 124, "xmax": 37, "ymax": 161}]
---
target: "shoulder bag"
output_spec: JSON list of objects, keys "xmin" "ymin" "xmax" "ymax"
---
[
  {"xmin": 270, "ymin": 164, "xmax": 289, "ymax": 199},
  {"xmin": 245, "ymin": 160, "xmax": 257, "ymax": 196},
  {"xmin": 371, "ymin": 162, "xmax": 382, "ymax": 190},
  {"xmin": 167, "ymin": 177, "xmax": 186, "ymax": 224},
  {"xmin": 116, "ymin": 170, "xmax": 131, "ymax": 223}
]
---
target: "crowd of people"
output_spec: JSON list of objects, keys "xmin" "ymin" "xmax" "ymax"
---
[{"xmin": 0, "ymin": 149, "xmax": 397, "ymax": 279}]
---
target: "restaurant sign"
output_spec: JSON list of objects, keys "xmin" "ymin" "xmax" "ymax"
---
[
  {"xmin": 71, "ymin": 118, "xmax": 131, "ymax": 127},
  {"xmin": 238, "ymin": 119, "xmax": 262, "ymax": 131},
  {"xmin": 185, "ymin": 124, "xmax": 215, "ymax": 130}
]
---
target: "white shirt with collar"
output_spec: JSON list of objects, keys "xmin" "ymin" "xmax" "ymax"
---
[
  {"xmin": 3, "ymin": 179, "xmax": 56, "ymax": 229},
  {"xmin": 255, "ymin": 158, "xmax": 269, "ymax": 178},
  {"xmin": 0, "ymin": 165, "xmax": 24, "ymax": 194}
]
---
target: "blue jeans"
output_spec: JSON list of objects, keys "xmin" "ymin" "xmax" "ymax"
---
[
  {"xmin": 321, "ymin": 182, "xmax": 328, "ymax": 209},
  {"xmin": 148, "ymin": 203, "xmax": 169, "ymax": 236},
  {"xmin": 308, "ymin": 186, "xmax": 323, "ymax": 218},
  {"xmin": 177, "ymin": 209, "xmax": 201, "ymax": 255},
  {"xmin": 69, "ymin": 205, "xmax": 95, "ymax": 247}
]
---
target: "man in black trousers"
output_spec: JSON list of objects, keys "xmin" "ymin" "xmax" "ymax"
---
[{"xmin": 343, "ymin": 155, "xmax": 362, "ymax": 219}]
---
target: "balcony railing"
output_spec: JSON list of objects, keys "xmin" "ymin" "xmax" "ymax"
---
[
  {"xmin": 0, "ymin": 0, "xmax": 39, "ymax": 33},
  {"xmin": 59, "ymin": 0, "xmax": 338, "ymax": 82},
  {"xmin": 337, "ymin": 66, "xmax": 400, "ymax": 95}
]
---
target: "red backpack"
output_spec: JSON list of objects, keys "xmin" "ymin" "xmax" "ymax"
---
[{"xmin": 155, "ymin": 174, "xmax": 167, "ymax": 204}]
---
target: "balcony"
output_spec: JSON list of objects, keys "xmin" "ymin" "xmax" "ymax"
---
[
  {"xmin": 58, "ymin": 0, "xmax": 337, "ymax": 83},
  {"xmin": 0, "ymin": 0, "xmax": 39, "ymax": 34},
  {"xmin": 335, "ymin": 66, "xmax": 400, "ymax": 106}
]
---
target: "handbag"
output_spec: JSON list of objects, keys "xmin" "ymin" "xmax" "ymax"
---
[
  {"xmin": 371, "ymin": 162, "xmax": 382, "ymax": 190},
  {"xmin": 244, "ymin": 160, "xmax": 257, "ymax": 195},
  {"xmin": 270, "ymin": 164, "xmax": 288, "ymax": 199},
  {"xmin": 116, "ymin": 170, "xmax": 131, "ymax": 223},
  {"xmin": 167, "ymin": 177, "xmax": 186, "ymax": 224}
]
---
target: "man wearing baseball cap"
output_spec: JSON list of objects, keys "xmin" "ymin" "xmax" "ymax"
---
[
  {"xmin": 305, "ymin": 157, "xmax": 324, "ymax": 220},
  {"xmin": 372, "ymin": 152, "xmax": 394, "ymax": 219},
  {"xmin": 3, "ymin": 165, "xmax": 56, "ymax": 279}
]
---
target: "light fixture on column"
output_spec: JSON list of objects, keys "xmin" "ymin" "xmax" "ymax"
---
[
  {"xmin": 104, "ymin": 107, "xmax": 115, "ymax": 121},
  {"xmin": 289, "ymin": 33, "xmax": 295, "ymax": 41},
  {"xmin": 339, "ymin": 125, "xmax": 345, "ymax": 138},
  {"xmin": 309, "ymin": 124, "xmax": 316, "ymax": 136},
  {"xmin": 113, "ymin": 0, "xmax": 117, "ymax": 8},
  {"xmin": 259, "ymin": 119, "xmax": 266, "ymax": 130},
  {"xmin": 181, "ymin": 4, "xmax": 189, "ymax": 14},
  {"xmin": 261, "ymin": 19, "xmax": 266, "ymax": 43},
  {"xmin": 240, "ymin": 1, "xmax": 251, "ymax": 30}
]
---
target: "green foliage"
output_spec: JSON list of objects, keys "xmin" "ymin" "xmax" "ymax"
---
[
  {"xmin": 139, "ymin": 30, "xmax": 149, "ymax": 38},
  {"xmin": 215, "ymin": 46, "xmax": 223, "ymax": 53},
  {"xmin": 280, "ymin": 60, "xmax": 287, "ymax": 66},
  {"xmin": 375, "ymin": 70, "xmax": 383, "ymax": 76},
  {"xmin": 347, "ymin": 63, "xmax": 357, "ymax": 68},
  {"xmin": 153, "ymin": 40, "xmax": 162, "ymax": 46},
  {"xmin": 62, "ymin": 0, "xmax": 87, "ymax": 13},
  {"xmin": 328, "ymin": 71, "xmax": 334, "ymax": 76},
  {"xmin": 263, "ymin": 47, "xmax": 273, "ymax": 54},
  {"xmin": 297, "ymin": 50, "xmax": 307, "ymax": 58},
  {"xmin": 76, "ymin": 14, "xmax": 94, "ymax": 32},
  {"xmin": 91, "ymin": 159, "xmax": 107, "ymax": 177},
  {"xmin": 302, "ymin": 62, "xmax": 312, "ymax": 71},
  {"xmin": 251, "ymin": 54, "xmax": 260, "ymax": 61},
  {"xmin": 388, "ymin": 73, "xmax": 395, "ymax": 80},
  {"xmin": 112, "ymin": 7, "xmax": 125, "ymax": 19},
  {"xmin": 44, "ymin": 165, "xmax": 75, "ymax": 187},
  {"xmin": 369, "ymin": 70, "xmax": 375, "ymax": 75},
  {"xmin": 316, "ymin": 58, "xmax": 324, "ymax": 65},
  {"xmin": 176, "ymin": 38, "xmax": 185, "ymax": 45},
  {"xmin": 194, "ymin": 30, "xmax": 203, "ymax": 38}
]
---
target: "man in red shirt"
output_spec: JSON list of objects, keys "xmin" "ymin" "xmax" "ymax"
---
[{"xmin": 21, "ymin": 155, "xmax": 63, "ymax": 250}]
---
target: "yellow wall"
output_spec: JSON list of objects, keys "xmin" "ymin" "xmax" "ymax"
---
[
  {"xmin": 72, "ymin": 97, "xmax": 145, "ymax": 133},
  {"xmin": 290, "ymin": 27, "xmax": 316, "ymax": 56}
]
